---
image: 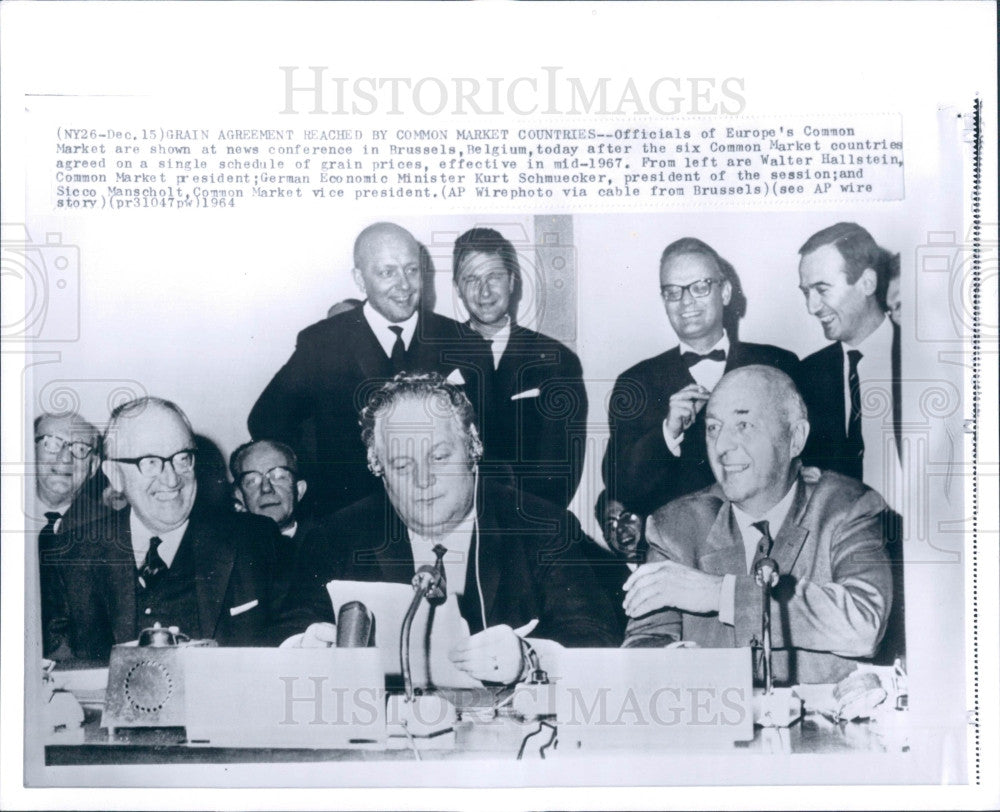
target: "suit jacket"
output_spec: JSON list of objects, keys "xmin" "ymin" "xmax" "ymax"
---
[
  {"xmin": 796, "ymin": 325, "xmax": 902, "ymax": 481},
  {"xmin": 248, "ymin": 306, "xmax": 493, "ymax": 517},
  {"xmin": 623, "ymin": 469, "xmax": 893, "ymax": 685},
  {"xmin": 289, "ymin": 481, "xmax": 621, "ymax": 648},
  {"xmin": 46, "ymin": 505, "xmax": 307, "ymax": 663},
  {"xmin": 603, "ymin": 340, "xmax": 798, "ymax": 517},
  {"xmin": 460, "ymin": 323, "xmax": 588, "ymax": 510}
]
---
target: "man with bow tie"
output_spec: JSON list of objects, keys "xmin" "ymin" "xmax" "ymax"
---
[
  {"xmin": 603, "ymin": 237, "xmax": 798, "ymax": 522},
  {"xmin": 622, "ymin": 366, "xmax": 892, "ymax": 685}
]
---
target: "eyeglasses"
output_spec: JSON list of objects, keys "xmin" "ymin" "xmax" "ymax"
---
[
  {"xmin": 35, "ymin": 434, "xmax": 95, "ymax": 460},
  {"xmin": 660, "ymin": 278, "xmax": 724, "ymax": 302},
  {"xmin": 108, "ymin": 449, "xmax": 196, "ymax": 477},
  {"xmin": 237, "ymin": 466, "xmax": 296, "ymax": 491}
]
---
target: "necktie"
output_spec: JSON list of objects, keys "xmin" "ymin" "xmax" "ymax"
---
[
  {"xmin": 138, "ymin": 536, "xmax": 167, "ymax": 590},
  {"xmin": 750, "ymin": 520, "xmax": 774, "ymax": 570},
  {"xmin": 388, "ymin": 325, "xmax": 406, "ymax": 373},
  {"xmin": 39, "ymin": 511, "xmax": 61, "ymax": 556},
  {"xmin": 681, "ymin": 348, "xmax": 725, "ymax": 368},
  {"xmin": 847, "ymin": 349, "xmax": 864, "ymax": 464}
]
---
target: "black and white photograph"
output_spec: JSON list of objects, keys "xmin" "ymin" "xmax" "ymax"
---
[{"xmin": 1, "ymin": 2, "xmax": 996, "ymax": 810}]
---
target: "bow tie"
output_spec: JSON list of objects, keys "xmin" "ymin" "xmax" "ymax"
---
[{"xmin": 681, "ymin": 348, "xmax": 725, "ymax": 367}]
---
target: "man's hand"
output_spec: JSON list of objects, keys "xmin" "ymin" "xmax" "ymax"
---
[
  {"xmin": 294, "ymin": 622, "xmax": 338, "ymax": 648},
  {"xmin": 448, "ymin": 624, "xmax": 524, "ymax": 684},
  {"xmin": 664, "ymin": 383, "xmax": 711, "ymax": 440},
  {"xmin": 623, "ymin": 560, "xmax": 724, "ymax": 617}
]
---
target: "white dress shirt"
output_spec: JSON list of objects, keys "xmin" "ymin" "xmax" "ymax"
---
[
  {"xmin": 664, "ymin": 331, "xmax": 731, "ymax": 454},
  {"xmin": 409, "ymin": 511, "xmax": 476, "ymax": 596},
  {"xmin": 130, "ymin": 511, "xmax": 188, "ymax": 569},
  {"xmin": 471, "ymin": 319, "xmax": 511, "ymax": 369},
  {"xmin": 843, "ymin": 316, "xmax": 901, "ymax": 510},
  {"xmin": 718, "ymin": 480, "xmax": 799, "ymax": 626},
  {"xmin": 363, "ymin": 302, "xmax": 418, "ymax": 357}
]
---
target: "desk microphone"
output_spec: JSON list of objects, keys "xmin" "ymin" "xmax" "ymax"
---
[
  {"xmin": 753, "ymin": 557, "xmax": 780, "ymax": 695},
  {"xmin": 401, "ymin": 544, "xmax": 448, "ymax": 702},
  {"xmin": 336, "ymin": 601, "xmax": 375, "ymax": 648}
]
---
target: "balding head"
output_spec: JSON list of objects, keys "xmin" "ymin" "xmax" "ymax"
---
[
  {"xmin": 352, "ymin": 223, "xmax": 422, "ymax": 322},
  {"xmin": 705, "ymin": 366, "xmax": 810, "ymax": 516},
  {"xmin": 102, "ymin": 397, "xmax": 198, "ymax": 533}
]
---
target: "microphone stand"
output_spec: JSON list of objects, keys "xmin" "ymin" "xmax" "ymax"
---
[
  {"xmin": 401, "ymin": 544, "xmax": 447, "ymax": 702},
  {"xmin": 753, "ymin": 557, "xmax": 779, "ymax": 696}
]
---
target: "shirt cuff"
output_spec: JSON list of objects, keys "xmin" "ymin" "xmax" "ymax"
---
[
  {"xmin": 662, "ymin": 420, "xmax": 684, "ymax": 456},
  {"xmin": 718, "ymin": 574, "xmax": 736, "ymax": 626}
]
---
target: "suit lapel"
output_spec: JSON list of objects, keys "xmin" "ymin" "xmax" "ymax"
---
[
  {"xmin": 466, "ymin": 497, "xmax": 502, "ymax": 625},
  {"xmin": 189, "ymin": 515, "xmax": 236, "ymax": 639},
  {"xmin": 770, "ymin": 477, "xmax": 812, "ymax": 575},
  {"xmin": 664, "ymin": 347, "xmax": 696, "ymax": 391},
  {"xmin": 351, "ymin": 306, "xmax": 393, "ymax": 382},
  {"xmin": 697, "ymin": 500, "xmax": 748, "ymax": 575},
  {"xmin": 109, "ymin": 510, "xmax": 138, "ymax": 641},
  {"xmin": 370, "ymin": 509, "xmax": 418, "ymax": 585}
]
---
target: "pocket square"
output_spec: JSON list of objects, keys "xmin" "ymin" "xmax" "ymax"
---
[
  {"xmin": 446, "ymin": 368, "xmax": 466, "ymax": 385},
  {"xmin": 229, "ymin": 599, "xmax": 259, "ymax": 616},
  {"xmin": 511, "ymin": 388, "xmax": 541, "ymax": 401}
]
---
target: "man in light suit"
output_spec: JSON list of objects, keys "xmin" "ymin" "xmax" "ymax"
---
[
  {"xmin": 451, "ymin": 227, "xmax": 587, "ymax": 511},
  {"xmin": 248, "ymin": 222, "xmax": 492, "ymax": 517},
  {"xmin": 623, "ymin": 366, "xmax": 892, "ymax": 685},
  {"xmin": 46, "ymin": 397, "xmax": 302, "ymax": 663},
  {"xmin": 288, "ymin": 373, "xmax": 620, "ymax": 683},
  {"xmin": 603, "ymin": 237, "xmax": 798, "ymax": 521}
]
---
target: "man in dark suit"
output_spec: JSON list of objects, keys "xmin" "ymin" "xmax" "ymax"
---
[
  {"xmin": 32, "ymin": 412, "xmax": 108, "ymax": 658},
  {"xmin": 230, "ymin": 438, "xmax": 313, "ymax": 608},
  {"xmin": 603, "ymin": 237, "xmax": 798, "ymax": 521},
  {"xmin": 796, "ymin": 223, "xmax": 904, "ymax": 665},
  {"xmin": 288, "ymin": 373, "xmax": 619, "ymax": 684},
  {"xmin": 248, "ymin": 222, "xmax": 492, "ymax": 518},
  {"xmin": 623, "ymin": 366, "xmax": 892, "ymax": 685},
  {"xmin": 796, "ymin": 223, "xmax": 902, "ymax": 499},
  {"xmin": 46, "ymin": 397, "xmax": 303, "ymax": 663},
  {"xmin": 451, "ymin": 227, "xmax": 587, "ymax": 511}
]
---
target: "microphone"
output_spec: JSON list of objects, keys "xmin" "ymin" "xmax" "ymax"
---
[
  {"xmin": 752, "ymin": 557, "xmax": 780, "ymax": 695},
  {"xmin": 401, "ymin": 545, "xmax": 448, "ymax": 702},
  {"xmin": 336, "ymin": 601, "xmax": 374, "ymax": 648}
]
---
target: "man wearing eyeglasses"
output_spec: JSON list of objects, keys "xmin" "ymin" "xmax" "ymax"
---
[
  {"xmin": 45, "ymin": 397, "xmax": 302, "ymax": 662},
  {"xmin": 32, "ymin": 413, "xmax": 102, "ymax": 658},
  {"xmin": 230, "ymin": 439, "xmax": 311, "ymax": 606},
  {"xmin": 603, "ymin": 238, "xmax": 798, "ymax": 524}
]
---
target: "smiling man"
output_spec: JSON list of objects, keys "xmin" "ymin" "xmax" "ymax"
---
[
  {"xmin": 248, "ymin": 222, "xmax": 491, "ymax": 518},
  {"xmin": 452, "ymin": 227, "xmax": 587, "ymax": 510},
  {"xmin": 45, "ymin": 397, "xmax": 300, "ymax": 662},
  {"xmin": 603, "ymin": 237, "xmax": 798, "ymax": 522},
  {"xmin": 622, "ymin": 366, "xmax": 892, "ymax": 685},
  {"xmin": 795, "ymin": 223, "xmax": 901, "ymax": 496}
]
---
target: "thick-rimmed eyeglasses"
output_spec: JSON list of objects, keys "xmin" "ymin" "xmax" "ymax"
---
[
  {"xmin": 237, "ymin": 466, "xmax": 296, "ymax": 491},
  {"xmin": 108, "ymin": 449, "xmax": 196, "ymax": 477},
  {"xmin": 660, "ymin": 278, "xmax": 724, "ymax": 302},
  {"xmin": 35, "ymin": 434, "xmax": 95, "ymax": 460}
]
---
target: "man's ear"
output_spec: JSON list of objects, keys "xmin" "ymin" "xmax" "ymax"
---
[
  {"xmin": 858, "ymin": 267, "xmax": 878, "ymax": 296},
  {"xmin": 789, "ymin": 418, "xmax": 810, "ymax": 459},
  {"xmin": 352, "ymin": 267, "xmax": 367, "ymax": 296},
  {"xmin": 296, "ymin": 479, "xmax": 308, "ymax": 502},
  {"xmin": 102, "ymin": 459, "xmax": 122, "ymax": 492},
  {"xmin": 721, "ymin": 278, "xmax": 732, "ymax": 307}
]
